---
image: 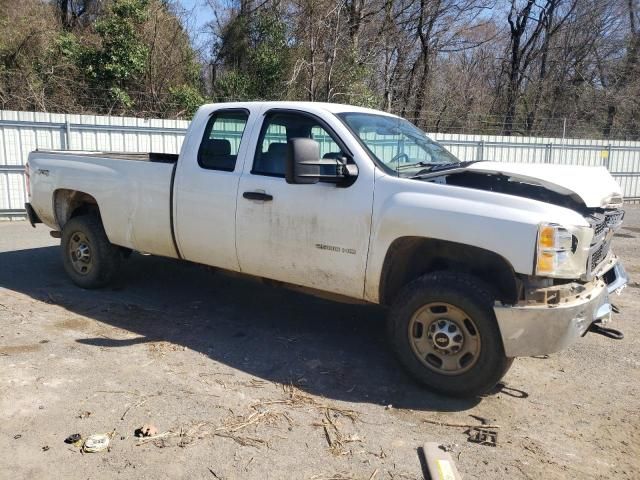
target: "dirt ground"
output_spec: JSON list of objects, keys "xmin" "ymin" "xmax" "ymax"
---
[{"xmin": 1, "ymin": 208, "xmax": 639, "ymax": 480}]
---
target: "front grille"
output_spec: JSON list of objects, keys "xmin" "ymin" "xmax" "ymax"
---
[
  {"xmin": 605, "ymin": 209, "xmax": 624, "ymax": 227},
  {"xmin": 591, "ymin": 242, "xmax": 608, "ymax": 268},
  {"xmin": 586, "ymin": 208, "xmax": 624, "ymax": 273},
  {"xmin": 593, "ymin": 219, "xmax": 607, "ymax": 237}
]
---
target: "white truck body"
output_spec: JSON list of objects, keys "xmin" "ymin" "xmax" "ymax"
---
[{"xmin": 25, "ymin": 101, "xmax": 629, "ymax": 394}]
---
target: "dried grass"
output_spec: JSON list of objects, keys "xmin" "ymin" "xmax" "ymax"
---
[
  {"xmin": 315, "ymin": 408, "xmax": 363, "ymax": 455},
  {"xmin": 136, "ymin": 407, "xmax": 287, "ymax": 448},
  {"xmin": 254, "ymin": 382, "xmax": 360, "ymax": 421},
  {"xmin": 136, "ymin": 381, "xmax": 361, "ymax": 452}
]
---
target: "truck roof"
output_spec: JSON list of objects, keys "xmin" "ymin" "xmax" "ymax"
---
[{"xmin": 199, "ymin": 101, "xmax": 398, "ymax": 117}]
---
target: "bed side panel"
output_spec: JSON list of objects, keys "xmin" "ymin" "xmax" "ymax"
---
[{"xmin": 28, "ymin": 152, "xmax": 177, "ymax": 258}]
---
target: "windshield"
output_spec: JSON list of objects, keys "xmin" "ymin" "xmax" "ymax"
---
[{"xmin": 337, "ymin": 112, "xmax": 460, "ymax": 176}]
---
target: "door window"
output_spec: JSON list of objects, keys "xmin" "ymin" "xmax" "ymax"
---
[
  {"xmin": 198, "ymin": 110, "xmax": 249, "ymax": 171},
  {"xmin": 252, "ymin": 112, "xmax": 345, "ymax": 177}
]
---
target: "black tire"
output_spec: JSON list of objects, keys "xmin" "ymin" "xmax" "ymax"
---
[
  {"xmin": 61, "ymin": 214, "xmax": 121, "ymax": 289},
  {"xmin": 388, "ymin": 271, "xmax": 513, "ymax": 397}
]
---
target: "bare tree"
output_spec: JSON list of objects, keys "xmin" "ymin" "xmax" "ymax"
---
[{"xmin": 502, "ymin": 0, "xmax": 577, "ymax": 135}]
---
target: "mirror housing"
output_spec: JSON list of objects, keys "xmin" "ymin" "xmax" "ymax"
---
[
  {"xmin": 286, "ymin": 138, "xmax": 358, "ymax": 185},
  {"xmin": 286, "ymin": 138, "xmax": 321, "ymax": 184}
]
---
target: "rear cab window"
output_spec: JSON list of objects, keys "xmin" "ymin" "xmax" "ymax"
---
[{"xmin": 198, "ymin": 110, "xmax": 249, "ymax": 171}]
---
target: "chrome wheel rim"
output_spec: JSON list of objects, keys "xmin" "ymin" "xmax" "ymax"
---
[
  {"xmin": 408, "ymin": 302, "xmax": 481, "ymax": 375},
  {"xmin": 68, "ymin": 231, "xmax": 93, "ymax": 275}
]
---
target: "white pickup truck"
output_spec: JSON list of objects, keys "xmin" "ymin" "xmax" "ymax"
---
[{"xmin": 25, "ymin": 101, "xmax": 629, "ymax": 397}]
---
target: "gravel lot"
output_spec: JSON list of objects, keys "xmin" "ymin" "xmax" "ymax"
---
[{"xmin": 1, "ymin": 207, "xmax": 639, "ymax": 479}]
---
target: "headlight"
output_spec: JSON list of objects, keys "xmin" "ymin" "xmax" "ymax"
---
[{"xmin": 535, "ymin": 223, "xmax": 592, "ymax": 278}]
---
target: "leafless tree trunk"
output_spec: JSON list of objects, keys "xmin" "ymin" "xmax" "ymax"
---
[{"xmin": 503, "ymin": 0, "xmax": 577, "ymax": 135}]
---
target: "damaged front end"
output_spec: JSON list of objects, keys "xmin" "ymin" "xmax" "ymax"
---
[
  {"xmin": 493, "ymin": 206, "xmax": 628, "ymax": 358},
  {"xmin": 494, "ymin": 260, "xmax": 628, "ymax": 357},
  {"xmin": 422, "ymin": 161, "xmax": 630, "ymax": 357}
]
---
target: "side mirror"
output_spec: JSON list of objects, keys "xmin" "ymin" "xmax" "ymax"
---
[
  {"xmin": 286, "ymin": 138, "xmax": 358, "ymax": 185},
  {"xmin": 286, "ymin": 138, "xmax": 321, "ymax": 184}
]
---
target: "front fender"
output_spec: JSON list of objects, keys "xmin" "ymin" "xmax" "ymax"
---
[{"xmin": 364, "ymin": 173, "xmax": 588, "ymax": 303}]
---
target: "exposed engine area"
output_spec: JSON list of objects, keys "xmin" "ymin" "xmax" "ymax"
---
[{"xmin": 437, "ymin": 171, "xmax": 587, "ymax": 212}]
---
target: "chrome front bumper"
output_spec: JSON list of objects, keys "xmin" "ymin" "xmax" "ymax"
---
[{"xmin": 494, "ymin": 261, "xmax": 628, "ymax": 357}]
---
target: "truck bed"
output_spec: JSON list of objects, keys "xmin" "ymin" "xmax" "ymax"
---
[{"xmin": 27, "ymin": 149, "xmax": 179, "ymax": 259}]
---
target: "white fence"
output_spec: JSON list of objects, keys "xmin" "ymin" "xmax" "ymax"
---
[
  {"xmin": 1, "ymin": 109, "xmax": 640, "ymax": 217},
  {"xmin": 0, "ymin": 110, "xmax": 188, "ymax": 217}
]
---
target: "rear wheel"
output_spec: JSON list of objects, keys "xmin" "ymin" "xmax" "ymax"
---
[
  {"xmin": 388, "ymin": 272, "xmax": 513, "ymax": 397},
  {"xmin": 61, "ymin": 214, "xmax": 121, "ymax": 289}
]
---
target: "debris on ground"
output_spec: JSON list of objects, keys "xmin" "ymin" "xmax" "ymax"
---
[
  {"xmin": 135, "ymin": 424, "xmax": 159, "ymax": 438},
  {"xmin": 208, "ymin": 468, "xmax": 223, "ymax": 479},
  {"xmin": 83, "ymin": 432, "xmax": 114, "ymax": 453},
  {"xmin": 314, "ymin": 408, "xmax": 362, "ymax": 456},
  {"xmin": 132, "ymin": 403, "xmax": 300, "ymax": 449},
  {"xmin": 121, "ymin": 397, "xmax": 150, "ymax": 421},
  {"xmin": 421, "ymin": 415, "xmax": 501, "ymax": 447},
  {"xmin": 439, "ymin": 443, "xmax": 459, "ymax": 453},
  {"xmin": 466, "ymin": 427, "xmax": 498, "ymax": 447},
  {"xmin": 237, "ymin": 378, "xmax": 268, "ymax": 388},
  {"xmin": 422, "ymin": 418, "xmax": 500, "ymax": 429},
  {"xmin": 64, "ymin": 433, "xmax": 82, "ymax": 446},
  {"xmin": 469, "ymin": 414, "xmax": 493, "ymax": 425},
  {"xmin": 422, "ymin": 442, "xmax": 462, "ymax": 480},
  {"xmin": 135, "ymin": 430, "xmax": 175, "ymax": 447}
]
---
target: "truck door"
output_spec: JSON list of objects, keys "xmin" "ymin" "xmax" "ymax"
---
[
  {"xmin": 173, "ymin": 108, "xmax": 252, "ymax": 270},
  {"xmin": 235, "ymin": 109, "xmax": 374, "ymax": 299}
]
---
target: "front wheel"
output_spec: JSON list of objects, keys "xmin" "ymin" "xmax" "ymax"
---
[
  {"xmin": 388, "ymin": 272, "xmax": 513, "ymax": 397},
  {"xmin": 61, "ymin": 214, "xmax": 121, "ymax": 289}
]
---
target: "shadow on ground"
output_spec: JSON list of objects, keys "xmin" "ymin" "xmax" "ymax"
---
[{"xmin": 0, "ymin": 245, "xmax": 488, "ymax": 411}]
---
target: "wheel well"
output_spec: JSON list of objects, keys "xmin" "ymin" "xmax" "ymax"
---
[
  {"xmin": 54, "ymin": 189, "xmax": 100, "ymax": 229},
  {"xmin": 379, "ymin": 237, "xmax": 520, "ymax": 306}
]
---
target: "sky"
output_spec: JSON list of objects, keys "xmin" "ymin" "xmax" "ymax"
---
[{"xmin": 176, "ymin": 0, "xmax": 216, "ymax": 53}]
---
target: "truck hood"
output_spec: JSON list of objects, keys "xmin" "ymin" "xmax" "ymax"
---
[{"xmin": 464, "ymin": 161, "xmax": 623, "ymax": 208}]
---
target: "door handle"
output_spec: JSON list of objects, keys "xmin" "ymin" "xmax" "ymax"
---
[{"xmin": 243, "ymin": 191, "xmax": 273, "ymax": 201}]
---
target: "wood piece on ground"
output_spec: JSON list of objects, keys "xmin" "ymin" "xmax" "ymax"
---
[
  {"xmin": 422, "ymin": 442, "xmax": 462, "ymax": 480},
  {"xmin": 121, "ymin": 398, "xmax": 149, "ymax": 421}
]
